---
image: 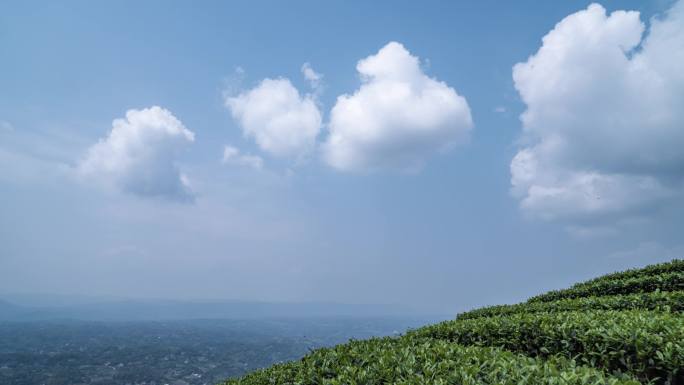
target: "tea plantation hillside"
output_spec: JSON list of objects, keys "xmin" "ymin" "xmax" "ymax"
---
[{"xmin": 223, "ymin": 260, "xmax": 684, "ymax": 385}]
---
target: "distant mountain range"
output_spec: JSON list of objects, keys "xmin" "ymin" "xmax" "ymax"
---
[{"xmin": 0, "ymin": 296, "xmax": 423, "ymax": 321}]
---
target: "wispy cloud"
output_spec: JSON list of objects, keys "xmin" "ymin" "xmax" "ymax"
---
[{"xmin": 222, "ymin": 145, "xmax": 264, "ymax": 170}]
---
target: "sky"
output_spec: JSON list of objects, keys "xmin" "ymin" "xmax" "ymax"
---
[{"xmin": 1, "ymin": 0, "xmax": 683, "ymax": 313}]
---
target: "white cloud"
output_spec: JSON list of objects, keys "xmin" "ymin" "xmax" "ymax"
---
[
  {"xmin": 301, "ymin": 62, "xmax": 323, "ymax": 90},
  {"xmin": 322, "ymin": 41, "xmax": 473, "ymax": 172},
  {"xmin": 222, "ymin": 66, "xmax": 247, "ymax": 98},
  {"xmin": 510, "ymin": 2, "xmax": 684, "ymax": 220},
  {"xmin": 0, "ymin": 122, "xmax": 87, "ymax": 185},
  {"xmin": 222, "ymin": 145, "xmax": 264, "ymax": 170},
  {"xmin": 78, "ymin": 106, "xmax": 195, "ymax": 201},
  {"xmin": 226, "ymin": 78, "xmax": 322, "ymax": 159}
]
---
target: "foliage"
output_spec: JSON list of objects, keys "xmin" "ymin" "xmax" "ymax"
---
[
  {"xmin": 456, "ymin": 291, "xmax": 684, "ymax": 320},
  {"xmin": 413, "ymin": 310, "xmax": 684, "ymax": 383},
  {"xmin": 573, "ymin": 260, "xmax": 684, "ymax": 289},
  {"xmin": 528, "ymin": 271, "xmax": 684, "ymax": 303},
  {"xmin": 224, "ymin": 259, "xmax": 684, "ymax": 385},
  {"xmin": 224, "ymin": 337, "xmax": 639, "ymax": 385}
]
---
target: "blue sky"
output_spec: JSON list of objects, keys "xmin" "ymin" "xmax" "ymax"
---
[{"xmin": 1, "ymin": 0, "xmax": 683, "ymax": 313}]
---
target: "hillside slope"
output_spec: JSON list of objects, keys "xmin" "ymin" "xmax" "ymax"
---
[{"xmin": 223, "ymin": 260, "xmax": 684, "ymax": 385}]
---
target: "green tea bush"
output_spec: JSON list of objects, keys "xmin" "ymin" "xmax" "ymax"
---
[
  {"xmin": 456, "ymin": 291, "xmax": 684, "ymax": 320},
  {"xmin": 574, "ymin": 260, "xmax": 684, "ymax": 289},
  {"xmin": 223, "ymin": 337, "xmax": 640, "ymax": 385},
  {"xmin": 225, "ymin": 260, "xmax": 684, "ymax": 385},
  {"xmin": 414, "ymin": 310, "xmax": 684, "ymax": 383},
  {"xmin": 528, "ymin": 272, "xmax": 684, "ymax": 303}
]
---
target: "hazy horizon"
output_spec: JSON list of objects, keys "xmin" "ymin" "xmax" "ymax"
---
[{"xmin": 1, "ymin": 291, "xmax": 427, "ymax": 311}]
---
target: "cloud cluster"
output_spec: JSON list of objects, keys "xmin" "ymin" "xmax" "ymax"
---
[
  {"xmin": 322, "ymin": 42, "xmax": 473, "ymax": 172},
  {"xmin": 225, "ymin": 78, "xmax": 322, "ymax": 159},
  {"xmin": 78, "ymin": 106, "xmax": 195, "ymax": 201},
  {"xmin": 510, "ymin": 2, "xmax": 684, "ymax": 220},
  {"xmin": 222, "ymin": 145, "xmax": 263, "ymax": 170}
]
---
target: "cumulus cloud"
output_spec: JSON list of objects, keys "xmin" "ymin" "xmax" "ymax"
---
[
  {"xmin": 222, "ymin": 145, "xmax": 264, "ymax": 170},
  {"xmin": 225, "ymin": 78, "xmax": 322, "ymax": 159},
  {"xmin": 322, "ymin": 41, "xmax": 473, "ymax": 172},
  {"xmin": 510, "ymin": 2, "xmax": 684, "ymax": 220},
  {"xmin": 78, "ymin": 106, "xmax": 195, "ymax": 201}
]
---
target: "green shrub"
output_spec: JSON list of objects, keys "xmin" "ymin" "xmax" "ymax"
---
[
  {"xmin": 224, "ymin": 260, "xmax": 684, "ymax": 385},
  {"xmin": 413, "ymin": 310, "xmax": 684, "ymax": 383},
  {"xmin": 223, "ymin": 337, "xmax": 639, "ymax": 385},
  {"xmin": 528, "ymin": 272, "xmax": 684, "ymax": 303},
  {"xmin": 574, "ymin": 259, "xmax": 684, "ymax": 289},
  {"xmin": 456, "ymin": 291, "xmax": 684, "ymax": 320}
]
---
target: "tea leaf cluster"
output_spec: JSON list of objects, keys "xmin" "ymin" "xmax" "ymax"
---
[
  {"xmin": 456, "ymin": 291, "xmax": 684, "ymax": 321},
  {"xmin": 528, "ymin": 271, "xmax": 684, "ymax": 303},
  {"xmin": 226, "ymin": 338, "xmax": 639, "ymax": 385},
  {"xmin": 414, "ymin": 310, "xmax": 684, "ymax": 383}
]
